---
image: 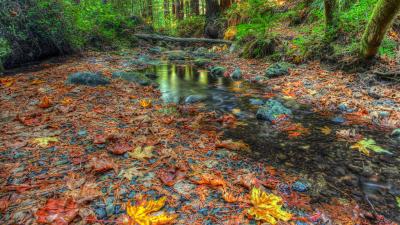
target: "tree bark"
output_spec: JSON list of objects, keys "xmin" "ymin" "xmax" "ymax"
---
[
  {"xmin": 324, "ymin": 0, "xmax": 339, "ymax": 34},
  {"xmin": 191, "ymin": 0, "xmax": 200, "ymax": 16},
  {"xmin": 361, "ymin": 0, "xmax": 400, "ymax": 58},
  {"xmin": 220, "ymin": 0, "xmax": 232, "ymax": 11},
  {"xmin": 175, "ymin": 0, "xmax": 184, "ymax": 19},
  {"xmin": 204, "ymin": 0, "xmax": 221, "ymax": 38}
]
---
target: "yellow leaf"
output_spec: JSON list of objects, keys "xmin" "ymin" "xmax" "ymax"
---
[
  {"xmin": 60, "ymin": 97, "xmax": 73, "ymax": 105},
  {"xmin": 121, "ymin": 167, "xmax": 145, "ymax": 180},
  {"xmin": 247, "ymin": 187, "xmax": 292, "ymax": 225},
  {"xmin": 139, "ymin": 99, "xmax": 152, "ymax": 108},
  {"xmin": 319, "ymin": 126, "xmax": 331, "ymax": 135},
  {"xmin": 125, "ymin": 196, "xmax": 178, "ymax": 225},
  {"xmin": 128, "ymin": 146, "xmax": 154, "ymax": 160},
  {"xmin": 32, "ymin": 137, "xmax": 58, "ymax": 147}
]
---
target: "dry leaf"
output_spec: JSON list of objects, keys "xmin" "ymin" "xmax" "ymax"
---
[
  {"xmin": 38, "ymin": 96, "xmax": 52, "ymax": 108},
  {"xmin": 36, "ymin": 198, "xmax": 79, "ymax": 225},
  {"xmin": 129, "ymin": 146, "xmax": 154, "ymax": 160},
  {"xmin": 32, "ymin": 137, "xmax": 58, "ymax": 148},
  {"xmin": 124, "ymin": 196, "xmax": 177, "ymax": 225},
  {"xmin": 247, "ymin": 187, "xmax": 292, "ymax": 224}
]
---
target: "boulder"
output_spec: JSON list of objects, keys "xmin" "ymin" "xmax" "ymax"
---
[
  {"xmin": 184, "ymin": 95, "xmax": 207, "ymax": 104},
  {"xmin": 265, "ymin": 62, "xmax": 293, "ymax": 78},
  {"xmin": 209, "ymin": 66, "xmax": 226, "ymax": 77},
  {"xmin": 166, "ymin": 50, "xmax": 187, "ymax": 60},
  {"xmin": 66, "ymin": 72, "xmax": 110, "ymax": 86},
  {"xmin": 256, "ymin": 99, "xmax": 292, "ymax": 121},
  {"xmin": 391, "ymin": 128, "xmax": 400, "ymax": 141},
  {"xmin": 230, "ymin": 68, "xmax": 242, "ymax": 80},
  {"xmin": 193, "ymin": 58, "xmax": 211, "ymax": 67},
  {"xmin": 112, "ymin": 71, "xmax": 153, "ymax": 86},
  {"xmin": 249, "ymin": 98, "xmax": 264, "ymax": 105}
]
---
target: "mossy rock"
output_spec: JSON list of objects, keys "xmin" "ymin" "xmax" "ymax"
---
[
  {"xmin": 209, "ymin": 66, "xmax": 226, "ymax": 77},
  {"xmin": 265, "ymin": 62, "xmax": 294, "ymax": 78},
  {"xmin": 112, "ymin": 71, "xmax": 153, "ymax": 86},
  {"xmin": 193, "ymin": 58, "xmax": 211, "ymax": 67},
  {"xmin": 241, "ymin": 37, "xmax": 277, "ymax": 59},
  {"xmin": 66, "ymin": 72, "xmax": 110, "ymax": 86}
]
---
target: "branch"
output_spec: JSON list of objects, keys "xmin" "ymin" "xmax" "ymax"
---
[{"xmin": 134, "ymin": 33, "xmax": 232, "ymax": 45}]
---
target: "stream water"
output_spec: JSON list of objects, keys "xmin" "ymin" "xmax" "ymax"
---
[{"xmin": 145, "ymin": 62, "xmax": 400, "ymax": 221}]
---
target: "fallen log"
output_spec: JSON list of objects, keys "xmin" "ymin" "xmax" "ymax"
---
[{"xmin": 134, "ymin": 33, "xmax": 232, "ymax": 45}]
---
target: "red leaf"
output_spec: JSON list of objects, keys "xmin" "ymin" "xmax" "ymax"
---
[{"xmin": 36, "ymin": 198, "xmax": 79, "ymax": 225}]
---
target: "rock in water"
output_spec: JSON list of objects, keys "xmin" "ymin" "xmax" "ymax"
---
[
  {"xmin": 193, "ymin": 58, "xmax": 211, "ymax": 67},
  {"xmin": 209, "ymin": 66, "xmax": 226, "ymax": 77},
  {"xmin": 185, "ymin": 95, "xmax": 207, "ymax": 104},
  {"xmin": 66, "ymin": 72, "xmax": 110, "ymax": 86},
  {"xmin": 166, "ymin": 50, "xmax": 186, "ymax": 60},
  {"xmin": 265, "ymin": 62, "xmax": 292, "ymax": 78},
  {"xmin": 256, "ymin": 99, "xmax": 292, "ymax": 121},
  {"xmin": 230, "ymin": 68, "xmax": 242, "ymax": 80},
  {"xmin": 112, "ymin": 71, "xmax": 153, "ymax": 86},
  {"xmin": 391, "ymin": 128, "xmax": 400, "ymax": 141}
]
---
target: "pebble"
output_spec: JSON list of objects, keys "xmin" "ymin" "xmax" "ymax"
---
[
  {"xmin": 95, "ymin": 207, "xmax": 107, "ymax": 219},
  {"xmin": 331, "ymin": 116, "xmax": 346, "ymax": 124},
  {"xmin": 292, "ymin": 181, "xmax": 310, "ymax": 192}
]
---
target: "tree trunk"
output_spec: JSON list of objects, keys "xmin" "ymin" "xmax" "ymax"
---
[
  {"xmin": 204, "ymin": 0, "xmax": 221, "ymax": 38},
  {"xmin": 175, "ymin": 0, "xmax": 184, "ymax": 19},
  {"xmin": 361, "ymin": 0, "xmax": 400, "ymax": 58},
  {"xmin": 324, "ymin": 0, "xmax": 339, "ymax": 34},
  {"xmin": 220, "ymin": 0, "xmax": 232, "ymax": 11},
  {"xmin": 191, "ymin": 0, "xmax": 199, "ymax": 16}
]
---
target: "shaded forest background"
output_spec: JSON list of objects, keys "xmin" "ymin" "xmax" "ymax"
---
[{"xmin": 1, "ymin": 0, "xmax": 399, "ymax": 70}]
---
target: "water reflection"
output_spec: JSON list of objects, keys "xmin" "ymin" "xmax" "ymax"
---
[{"xmin": 146, "ymin": 63, "xmax": 240, "ymax": 104}]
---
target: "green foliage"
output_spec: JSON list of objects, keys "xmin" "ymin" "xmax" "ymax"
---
[
  {"xmin": 241, "ymin": 35, "xmax": 277, "ymax": 58},
  {"xmin": 378, "ymin": 38, "xmax": 397, "ymax": 58},
  {"xmin": 176, "ymin": 16, "xmax": 205, "ymax": 37},
  {"xmin": 339, "ymin": 0, "xmax": 378, "ymax": 34}
]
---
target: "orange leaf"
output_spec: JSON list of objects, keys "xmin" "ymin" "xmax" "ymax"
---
[
  {"xmin": 36, "ymin": 198, "xmax": 79, "ymax": 225},
  {"xmin": 38, "ymin": 96, "xmax": 52, "ymax": 108}
]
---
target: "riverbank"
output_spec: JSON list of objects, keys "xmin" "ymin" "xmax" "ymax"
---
[{"xmin": 0, "ymin": 47, "xmax": 399, "ymax": 224}]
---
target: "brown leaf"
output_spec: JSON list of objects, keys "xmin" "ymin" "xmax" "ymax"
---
[
  {"xmin": 88, "ymin": 154, "xmax": 115, "ymax": 174},
  {"xmin": 36, "ymin": 198, "xmax": 79, "ymax": 225}
]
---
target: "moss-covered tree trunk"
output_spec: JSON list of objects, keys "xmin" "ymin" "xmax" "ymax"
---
[
  {"xmin": 361, "ymin": 0, "xmax": 400, "ymax": 58},
  {"xmin": 324, "ymin": 0, "xmax": 339, "ymax": 35}
]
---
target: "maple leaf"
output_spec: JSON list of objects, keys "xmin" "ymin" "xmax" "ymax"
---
[
  {"xmin": 216, "ymin": 140, "xmax": 250, "ymax": 152},
  {"xmin": 36, "ymin": 198, "xmax": 79, "ymax": 225},
  {"xmin": 108, "ymin": 142, "xmax": 131, "ymax": 155},
  {"xmin": 129, "ymin": 146, "xmax": 155, "ymax": 160},
  {"xmin": 319, "ymin": 126, "xmax": 331, "ymax": 135},
  {"xmin": 0, "ymin": 78, "xmax": 14, "ymax": 87},
  {"xmin": 32, "ymin": 137, "xmax": 58, "ymax": 147},
  {"xmin": 124, "ymin": 196, "xmax": 178, "ymax": 225},
  {"xmin": 350, "ymin": 138, "xmax": 391, "ymax": 156},
  {"xmin": 247, "ymin": 188, "xmax": 292, "ymax": 225},
  {"xmin": 139, "ymin": 99, "xmax": 152, "ymax": 108},
  {"xmin": 65, "ymin": 182, "xmax": 102, "ymax": 203},
  {"xmin": 38, "ymin": 96, "xmax": 52, "ymax": 108},
  {"xmin": 60, "ymin": 97, "xmax": 73, "ymax": 106},
  {"xmin": 88, "ymin": 155, "xmax": 115, "ymax": 173},
  {"xmin": 121, "ymin": 167, "xmax": 145, "ymax": 180}
]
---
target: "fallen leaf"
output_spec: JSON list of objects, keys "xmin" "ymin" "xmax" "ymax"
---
[
  {"xmin": 32, "ymin": 137, "xmax": 58, "ymax": 148},
  {"xmin": 88, "ymin": 154, "xmax": 115, "ymax": 173},
  {"xmin": 319, "ymin": 126, "xmax": 331, "ymax": 135},
  {"xmin": 0, "ymin": 78, "xmax": 14, "ymax": 87},
  {"xmin": 60, "ymin": 97, "xmax": 73, "ymax": 105},
  {"xmin": 38, "ymin": 96, "xmax": 52, "ymax": 108},
  {"xmin": 129, "ymin": 146, "xmax": 154, "ymax": 160},
  {"xmin": 124, "ymin": 196, "xmax": 177, "ymax": 225},
  {"xmin": 65, "ymin": 182, "xmax": 102, "ymax": 203},
  {"xmin": 247, "ymin": 187, "xmax": 292, "ymax": 224},
  {"xmin": 121, "ymin": 167, "xmax": 145, "ymax": 180},
  {"xmin": 192, "ymin": 174, "xmax": 227, "ymax": 188},
  {"xmin": 36, "ymin": 198, "xmax": 79, "ymax": 225},
  {"xmin": 108, "ymin": 142, "xmax": 131, "ymax": 155},
  {"xmin": 139, "ymin": 99, "xmax": 152, "ymax": 108},
  {"xmin": 216, "ymin": 140, "xmax": 250, "ymax": 152},
  {"xmin": 350, "ymin": 138, "xmax": 392, "ymax": 156},
  {"xmin": 157, "ymin": 167, "xmax": 186, "ymax": 186}
]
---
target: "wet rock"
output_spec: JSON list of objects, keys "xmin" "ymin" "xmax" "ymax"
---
[
  {"xmin": 265, "ymin": 62, "xmax": 292, "ymax": 78},
  {"xmin": 148, "ymin": 47, "xmax": 164, "ymax": 54},
  {"xmin": 145, "ymin": 72, "xmax": 158, "ymax": 79},
  {"xmin": 66, "ymin": 72, "xmax": 110, "ymax": 86},
  {"xmin": 331, "ymin": 116, "xmax": 346, "ymax": 124},
  {"xmin": 230, "ymin": 68, "xmax": 242, "ymax": 80},
  {"xmin": 249, "ymin": 98, "xmax": 264, "ymax": 105},
  {"xmin": 338, "ymin": 103, "xmax": 348, "ymax": 111},
  {"xmin": 390, "ymin": 128, "xmax": 400, "ymax": 141},
  {"xmin": 166, "ymin": 50, "xmax": 186, "ymax": 60},
  {"xmin": 209, "ymin": 66, "xmax": 226, "ymax": 77},
  {"xmin": 256, "ymin": 99, "xmax": 292, "ymax": 121},
  {"xmin": 184, "ymin": 95, "xmax": 207, "ymax": 104},
  {"xmin": 333, "ymin": 167, "xmax": 346, "ymax": 176},
  {"xmin": 112, "ymin": 71, "xmax": 153, "ymax": 86},
  {"xmin": 128, "ymin": 54, "xmax": 161, "ymax": 66},
  {"xmin": 292, "ymin": 181, "xmax": 310, "ymax": 192},
  {"xmin": 193, "ymin": 58, "xmax": 211, "ymax": 67},
  {"xmin": 277, "ymin": 153, "xmax": 288, "ymax": 161}
]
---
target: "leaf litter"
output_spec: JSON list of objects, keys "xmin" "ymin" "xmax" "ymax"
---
[{"xmin": 0, "ymin": 50, "xmax": 398, "ymax": 225}]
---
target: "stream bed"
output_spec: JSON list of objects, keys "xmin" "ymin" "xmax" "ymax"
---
[{"xmin": 145, "ymin": 62, "xmax": 400, "ymax": 221}]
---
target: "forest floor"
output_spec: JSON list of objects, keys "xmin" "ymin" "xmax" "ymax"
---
[{"xmin": 0, "ymin": 45, "xmax": 399, "ymax": 225}]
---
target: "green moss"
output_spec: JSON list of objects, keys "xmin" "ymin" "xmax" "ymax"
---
[{"xmin": 378, "ymin": 38, "xmax": 397, "ymax": 58}]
